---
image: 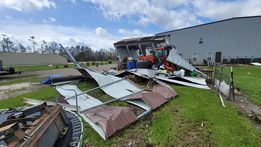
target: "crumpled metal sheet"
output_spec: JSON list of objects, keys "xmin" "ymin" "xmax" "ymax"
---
[
  {"xmin": 151, "ymin": 85, "xmax": 178, "ymax": 99},
  {"xmin": 60, "ymin": 47, "xmax": 179, "ymax": 139},
  {"xmin": 126, "ymin": 85, "xmax": 177, "ymax": 110},
  {"xmin": 128, "ymin": 69, "xmax": 156, "ymax": 79},
  {"xmin": 86, "ymin": 69, "xmax": 141, "ymax": 98},
  {"xmin": 56, "ymin": 84, "xmax": 103, "ymax": 110},
  {"xmin": 85, "ymin": 105, "xmax": 137, "ymax": 138},
  {"xmin": 63, "ymin": 47, "xmax": 142, "ymax": 98},
  {"xmin": 55, "ymin": 84, "xmax": 138, "ymax": 140},
  {"xmin": 156, "ymin": 75, "xmax": 210, "ymax": 89},
  {"xmin": 126, "ymin": 92, "xmax": 168, "ymax": 110},
  {"xmin": 127, "ymin": 68, "xmax": 209, "ymax": 89},
  {"xmin": 167, "ymin": 48, "xmax": 196, "ymax": 72}
]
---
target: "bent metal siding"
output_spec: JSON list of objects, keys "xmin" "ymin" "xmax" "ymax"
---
[
  {"xmin": 0, "ymin": 53, "xmax": 67, "ymax": 66},
  {"xmin": 157, "ymin": 16, "xmax": 261, "ymax": 64}
]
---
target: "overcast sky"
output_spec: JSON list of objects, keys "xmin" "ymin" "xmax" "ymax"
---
[{"xmin": 0, "ymin": 0, "xmax": 260, "ymax": 49}]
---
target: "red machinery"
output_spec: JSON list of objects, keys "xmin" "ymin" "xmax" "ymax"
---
[{"xmin": 138, "ymin": 46, "xmax": 174, "ymax": 71}]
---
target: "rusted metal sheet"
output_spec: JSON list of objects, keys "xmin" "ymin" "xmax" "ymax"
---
[
  {"xmin": 126, "ymin": 92, "xmax": 168, "ymax": 109},
  {"xmin": 151, "ymin": 85, "xmax": 178, "ymax": 99},
  {"xmin": 60, "ymin": 46, "xmax": 179, "ymax": 140},
  {"xmin": 85, "ymin": 105, "xmax": 137, "ymax": 138},
  {"xmin": 55, "ymin": 84, "xmax": 140, "ymax": 140}
]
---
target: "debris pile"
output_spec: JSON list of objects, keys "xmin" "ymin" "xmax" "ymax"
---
[
  {"xmin": 0, "ymin": 103, "xmax": 82, "ymax": 147},
  {"xmin": 51, "ymin": 47, "xmax": 177, "ymax": 139},
  {"xmin": 114, "ymin": 35, "xmax": 209, "ymax": 89}
]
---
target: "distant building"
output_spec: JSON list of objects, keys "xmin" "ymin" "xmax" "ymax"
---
[
  {"xmin": 0, "ymin": 53, "xmax": 67, "ymax": 66},
  {"xmin": 156, "ymin": 16, "xmax": 261, "ymax": 64}
]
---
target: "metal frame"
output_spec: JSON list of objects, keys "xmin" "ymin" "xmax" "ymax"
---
[{"xmin": 80, "ymin": 89, "xmax": 145, "ymax": 113}]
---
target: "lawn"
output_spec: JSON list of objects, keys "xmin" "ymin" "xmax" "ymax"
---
[
  {"xmin": 0, "ymin": 76, "xmax": 46, "ymax": 86},
  {"xmin": 12, "ymin": 64, "xmax": 75, "ymax": 72},
  {"xmin": 0, "ymin": 67, "xmax": 260, "ymax": 146},
  {"xmin": 222, "ymin": 66, "xmax": 261, "ymax": 106},
  {"xmin": 82, "ymin": 85, "xmax": 261, "ymax": 146},
  {"xmin": 5, "ymin": 60, "xmax": 116, "ymax": 72}
]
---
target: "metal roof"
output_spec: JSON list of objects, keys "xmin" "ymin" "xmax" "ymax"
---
[
  {"xmin": 113, "ymin": 35, "xmax": 168, "ymax": 46},
  {"xmin": 156, "ymin": 15, "xmax": 261, "ymax": 35}
]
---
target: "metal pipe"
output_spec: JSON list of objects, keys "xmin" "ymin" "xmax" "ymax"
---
[
  {"xmin": 137, "ymin": 110, "xmax": 151, "ymax": 119},
  {"xmin": 126, "ymin": 45, "xmax": 133, "ymax": 59},
  {"xmin": 138, "ymin": 44, "xmax": 145, "ymax": 56},
  {"xmin": 151, "ymin": 43, "xmax": 161, "ymax": 63},
  {"xmin": 80, "ymin": 89, "xmax": 145, "ymax": 113},
  {"xmin": 56, "ymin": 86, "xmax": 79, "ymax": 114}
]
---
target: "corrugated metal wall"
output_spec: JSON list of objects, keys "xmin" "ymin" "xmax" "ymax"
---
[
  {"xmin": 157, "ymin": 16, "xmax": 261, "ymax": 64},
  {"xmin": 0, "ymin": 53, "xmax": 67, "ymax": 66}
]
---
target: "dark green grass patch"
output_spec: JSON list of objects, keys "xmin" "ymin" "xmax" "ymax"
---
[{"xmin": 222, "ymin": 66, "xmax": 261, "ymax": 106}]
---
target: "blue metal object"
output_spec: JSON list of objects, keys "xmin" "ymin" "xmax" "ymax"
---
[
  {"xmin": 127, "ymin": 61, "xmax": 136, "ymax": 69},
  {"xmin": 42, "ymin": 74, "xmax": 62, "ymax": 85}
]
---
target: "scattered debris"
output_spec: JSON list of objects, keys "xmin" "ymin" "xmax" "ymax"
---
[
  {"xmin": 127, "ymin": 68, "xmax": 209, "ymax": 89},
  {"xmin": 218, "ymin": 93, "xmax": 225, "ymax": 107},
  {"xmin": 251, "ymin": 62, "xmax": 261, "ymax": 66},
  {"xmin": 0, "ymin": 103, "xmax": 82, "ymax": 147},
  {"xmin": 51, "ymin": 46, "xmax": 178, "ymax": 140},
  {"xmin": 113, "ymin": 35, "xmax": 209, "ymax": 89}
]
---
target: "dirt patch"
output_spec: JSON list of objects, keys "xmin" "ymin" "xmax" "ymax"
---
[
  {"xmin": 0, "ymin": 82, "xmax": 42, "ymax": 100},
  {"xmin": 174, "ymin": 118, "xmax": 215, "ymax": 147},
  {"xmin": 210, "ymin": 86, "xmax": 261, "ymax": 131},
  {"xmin": 111, "ymin": 120, "xmax": 151, "ymax": 146},
  {"xmin": 229, "ymin": 94, "xmax": 261, "ymax": 129}
]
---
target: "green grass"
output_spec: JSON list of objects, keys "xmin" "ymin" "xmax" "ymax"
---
[
  {"xmin": 0, "ymin": 76, "xmax": 46, "ymax": 86},
  {"xmin": 11, "ymin": 64, "xmax": 75, "ymax": 72},
  {"xmin": 0, "ymin": 87, "xmax": 59, "ymax": 109},
  {"xmin": 4, "ymin": 60, "xmax": 116, "ymax": 72},
  {"xmin": 149, "ymin": 85, "xmax": 260, "ymax": 146},
  {"xmin": 81, "ymin": 85, "xmax": 261, "ymax": 146},
  {"xmin": 222, "ymin": 66, "xmax": 261, "ymax": 106},
  {"xmin": 1, "ymin": 72, "xmax": 260, "ymax": 146}
]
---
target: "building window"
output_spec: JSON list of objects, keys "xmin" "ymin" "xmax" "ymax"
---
[
  {"xmin": 207, "ymin": 52, "xmax": 212, "ymax": 61},
  {"xmin": 192, "ymin": 52, "xmax": 198, "ymax": 62},
  {"xmin": 199, "ymin": 38, "xmax": 203, "ymax": 44}
]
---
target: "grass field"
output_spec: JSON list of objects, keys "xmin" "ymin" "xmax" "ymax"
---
[
  {"xmin": 0, "ymin": 76, "xmax": 46, "ymax": 86},
  {"xmin": 0, "ymin": 65, "xmax": 260, "ymax": 146},
  {"xmin": 222, "ymin": 66, "xmax": 261, "ymax": 106},
  {"xmin": 82, "ymin": 85, "xmax": 261, "ymax": 146},
  {"xmin": 5, "ymin": 60, "xmax": 116, "ymax": 72},
  {"xmin": 13, "ymin": 64, "xmax": 75, "ymax": 72}
]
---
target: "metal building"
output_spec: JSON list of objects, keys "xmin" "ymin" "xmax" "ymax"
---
[
  {"xmin": 156, "ymin": 16, "xmax": 261, "ymax": 64},
  {"xmin": 0, "ymin": 52, "xmax": 67, "ymax": 66}
]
